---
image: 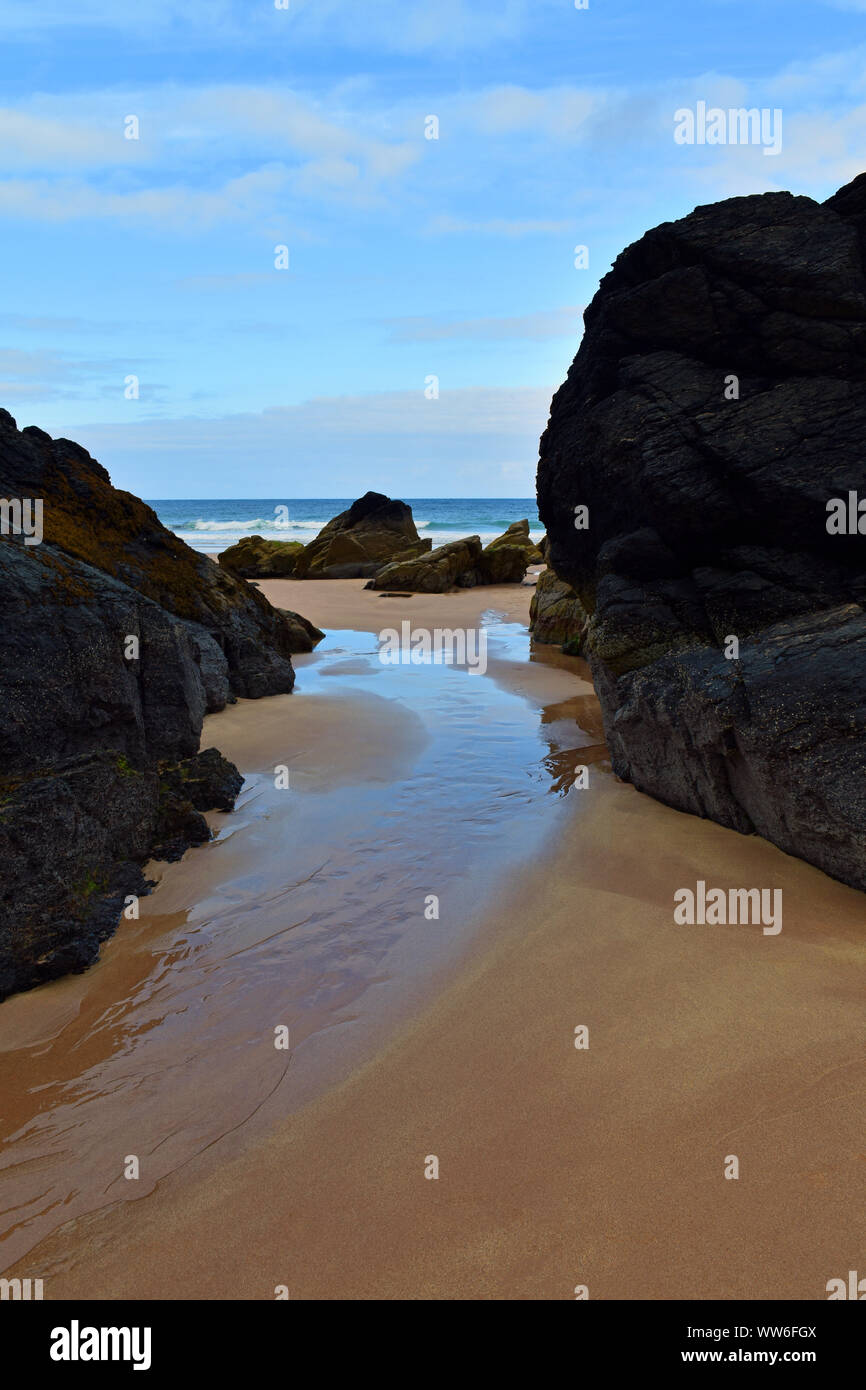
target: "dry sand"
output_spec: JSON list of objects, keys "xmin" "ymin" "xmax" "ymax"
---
[{"xmin": 10, "ymin": 579, "xmax": 866, "ymax": 1300}]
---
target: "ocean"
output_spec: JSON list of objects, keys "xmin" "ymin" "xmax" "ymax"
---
[{"xmin": 148, "ymin": 498, "xmax": 543, "ymax": 555}]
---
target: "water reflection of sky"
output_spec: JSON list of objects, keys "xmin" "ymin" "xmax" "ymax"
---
[{"xmin": 0, "ymin": 616, "xmax": 604, "ymax": 1278}]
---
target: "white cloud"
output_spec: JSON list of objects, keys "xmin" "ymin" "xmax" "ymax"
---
[
  {"xmin": 61, "ymin": 386, "xmax": 553, "ymax": 496},
  {"xmin": 0, "ymin": 84, "xmax": 421, "ymax": 223}
]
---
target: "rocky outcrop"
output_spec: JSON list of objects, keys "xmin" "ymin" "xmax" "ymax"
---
[
  {"xmin": 367, "ymin": 536, "xmax": 482, "ymax": 592},
  {"xmin": 530, "ymin": 567, "xmax": 588, "ymax": 648},
  {"xmin": 293, "ymin": 491, "xmax": 431, "ymax": 579},
  {"xmin": 367, "ymin": 521, "xmax": 541, "ymax": 592},
  {"xmin": 0, "ymin": 410, "xmax": 312, "ymax": 999},
  {"xmin": 218, "ymin": 535, "xmax": 304, "ymax": 578},
  {"xmin": 537, "ymin": 175, "xmax": 866, "ymax": 891},
  {"xmin": 486, "ymin": 518, "xmax": 544, "ymax": 563}
]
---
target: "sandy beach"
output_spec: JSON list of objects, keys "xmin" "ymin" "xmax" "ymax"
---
[{"xmin": 4, "ymin": 578, "xmax": 865, "ymax": 1301}]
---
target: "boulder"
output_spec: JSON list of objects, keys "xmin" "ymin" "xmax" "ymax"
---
[
  {"xmin": 366, "ymin": 536, "xmax": 483, "ymax": 593},
  {"xmin": 294, "ymin": 491, "xmax": 431, "ymax": 579},
  {"xmin": 277, "ymin": 608, "xmax": 326, "ymax": 653},
  {"xmin": 0, "ymin": 410, "xmax": 310, "ymax": 999},
  {"xmin": 218, "ymin": 535, "xmax": 304, "ymax": 579},
  {"xmin": 460, "ymin": 545, "xmax": 532, "ymax": 586},
  {"xmin": 530, "ymin": 567, "xmax": 589, "ymax": 648},
  {"xmin": 485, "ymin": 518, "xmax": 544, "ymax": 563},
  {"xmin": 537, "ymin": 174, "xmax": 866, "ymax": 892}
]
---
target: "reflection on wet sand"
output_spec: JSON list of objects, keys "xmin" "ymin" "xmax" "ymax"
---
[{"xmin": 0, "ymin": 616, "xmax": 597, "ymax": 1275}]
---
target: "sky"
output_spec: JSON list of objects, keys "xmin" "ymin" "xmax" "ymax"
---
[{"xmin": 0, "ymin": 0, "xmax": 864, "ymax": 498}]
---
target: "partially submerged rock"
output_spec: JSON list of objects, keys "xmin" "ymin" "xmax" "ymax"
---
[
  {"xmin": 294, "ymin": 491, "xmax": 431, "ymax": 579},
  {"xmin": 537, "ymin": 174, "xmax": 866, "ymax": 891},
  {"xmin": 218, "ymin": 535, "xmax": 304, "ymax": 579}
]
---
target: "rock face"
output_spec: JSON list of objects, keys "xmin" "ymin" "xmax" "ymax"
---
[
  {"xmin": 218, "ymin": 535, "xmax": 304, "ymax": 578},
  {"xmin": 0, "ymin": 410, "xmax": 309, "ymax": 999},
  {"xmin": 293, "ymin": 491, "xmax": 431, "ymax": 579},
  {"xmin": 537, "ymin": 176, "xmax": 866, "ymax": 891},
  {"xmin": 530, "ymin": 567, "xmax": 588, "ymax": 648}
]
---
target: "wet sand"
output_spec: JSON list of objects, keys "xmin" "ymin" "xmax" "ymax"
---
[
  {"xmin": 4, "ymin": 579, "xmax": 866, "ymax": 1299},
  {"xmin": 0, "ymin": 582, "xmax": 589, "ymax": 1276}
]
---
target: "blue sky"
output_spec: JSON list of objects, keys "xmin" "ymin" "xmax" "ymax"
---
[{"xmin": 0, "ymin": 0, "xmax": 864, "ymax": 497}]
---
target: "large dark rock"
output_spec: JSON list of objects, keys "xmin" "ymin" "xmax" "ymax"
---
[
  {"xmin": 0, "ymin": 411, "xmax": 308, "ymax": 999},
  {"xmin": 294, "ymin": 491, "xmax": 431, "ymax": 578},
  {"xmin": 537, "ymin": 175, "xmax": 866, "ymax": 891}
]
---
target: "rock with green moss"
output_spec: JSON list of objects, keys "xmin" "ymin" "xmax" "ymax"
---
[
  {"xmin": 485, "ymin": 519, "xmax": 543, "ymax": 563},
  {"xmin": 294, "ymin": 491, "xmax": 431, "ymax": 579},
  {"xmin": 366, "ymin": 536, "xmax": 483, "ymax": 592},
  {"xmin": 218, "ymin": 535, "xmax": 304, "ymax": 579},
  {"xmin": 530, "ymin": 567, "xmax": 588, "ymax": 648}
]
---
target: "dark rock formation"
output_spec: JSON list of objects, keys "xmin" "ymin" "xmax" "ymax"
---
[
  {"xmin": 530, "ymin": 567, "xmax": 588, "ymax": 648},
  {"xmin": 0, "ymin": 410, "xmax": 310, "ymax": 999},
  {"xmin": 293, "ymin": 491, "xmax": 431, "ymax": 579},
  {"xmin": 537, "ymin": 175, "xmax": 866, "ymax": 891},
  {"xmin": 276, "ymin": 608, "xmax": 326, "ymax": 653},
  {"xmin": 218, "ymin": 535, "xmax": 304, "ymax": 578},
  {"xmin": 366, "ymin": 536, "xmax": 483, "ymax": 592},
  {"xmin": 367, "ymin": 521, "xmax": 540, "ymax": 592},
  {"xmin": 152, "ymin": 748, "xmax": 244, "ymax": 862}
]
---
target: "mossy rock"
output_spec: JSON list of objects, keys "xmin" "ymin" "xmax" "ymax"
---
[{"xmin": 218, "ymin": 536, "xmax": 304, "ymax": 579}]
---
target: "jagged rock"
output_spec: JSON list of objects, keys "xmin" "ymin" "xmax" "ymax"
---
[
  {"xmin": 486, "ymin": 518, "xmax": 544, "ymax": 563},
  {"xmin": 455, "ymin": 519, "xmax": 544, "ymax": 586},
  {"xmin": 367, "ymin": 522, "xmax": 542, "ymax": 593},
  {"xmin": 218, "ymin": 535, "xmax": 304, "ymax": 579},
  {"xmin": 459, "ymin": 545, "xmax": 530, "ymax": 586},
  {"xmin": 152, "ymin": 748, "xmax": 244, "ymax": 862},
  {"xmin": 530, "ymin": 567, "xmax": 589, "ymax": 648},
  {"xmin": 537, "ymin": 175, "xmax": 866, "ymax": 891},
  {"xmin": 0, "ymin": 410, "xmax": 300, "ymax": 698},
  {"xmin": 294, "ymin": 491, "xmax": 431, "ymax": 579},
  {"xmin": 366, "ymin": 536, "xmax": 483, "ymax": 592},
  {"xmin": 0, "ymin": 411, "xmax": 303, "ymax": 1000}
]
